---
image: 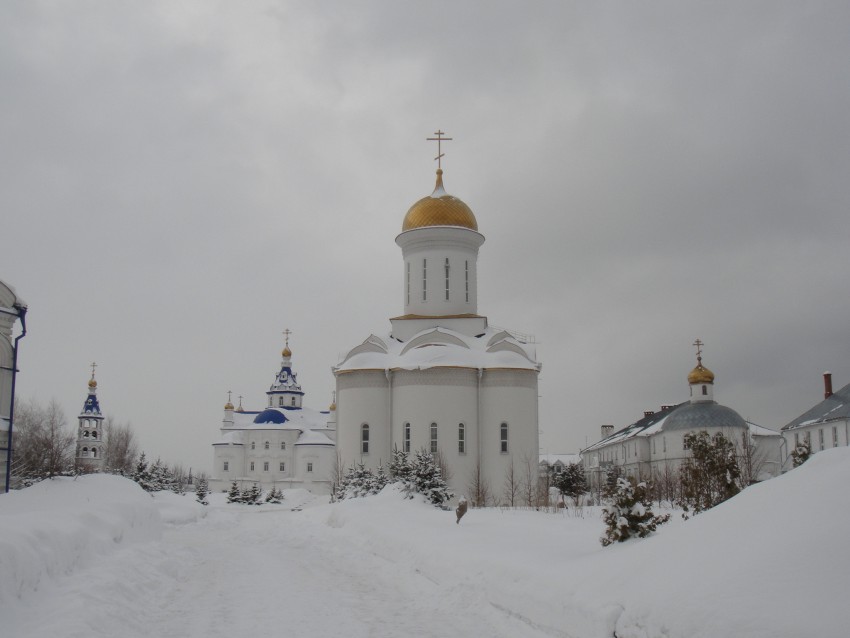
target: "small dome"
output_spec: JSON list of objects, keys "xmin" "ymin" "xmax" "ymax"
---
[
  {"xmin": 88, "ymin": 378, "xmax": 97, "ymax": 389},
  {"xmin": 329, "ymin": 401, "xmax": 337, "ymax": 411},
  {"xmin": 224, "ymin": 401, "xmax": 235, "ymax": 410},
  {"xmin": 402, "ymin": 169, "xmax": 478, "ymax": 232},
  {"xmin": 688, "ymin": 363, "xmax": 715, "ymax": 385},
  {"xmin": 282, "ymin": 345, "xmax": 292, "ymax": 358},
  {"xmin": 253, "ymin": 409, "xmax": 288, "ymax": 425}
]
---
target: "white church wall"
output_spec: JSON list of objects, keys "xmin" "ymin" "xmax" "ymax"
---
[{"xmin": 337, "ymin": 371, "xmax": 389, "ymax": 472}]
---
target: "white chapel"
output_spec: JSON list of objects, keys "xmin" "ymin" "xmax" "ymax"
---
[{"xmin": 334, "ymin": 136, "xmax": 541, "ymax": 504}]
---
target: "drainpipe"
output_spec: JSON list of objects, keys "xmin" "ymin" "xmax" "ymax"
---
[{"xmin": 3, "ymin": 304, "xmax": 27, "ymax": 493}]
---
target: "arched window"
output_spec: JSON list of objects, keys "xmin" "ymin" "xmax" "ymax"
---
[
  {"xmin": 279, "ymin": 397, "xmax": 284, "ymax": 407},
  {"xmin": 702, "ymin": 385, "xmax": 708, "ymax": 396},
  {"xmin": 422, "ymin": 258, "xmax": 427, "ymax": 301},
  {"xmin": 251, "ymin": 441, "xmax": 256, "ymax": 450},
  {"xmin": 361, "ymin": 424, "xmax": 370, "ymax": 454},
  {"xmin": 500, "ymin": 422, "xmax": 508, "ymax": 453},
  {"xmin": 264, "ymin": 441, "xmax": 270, "ymax": 450},
  {"xmin": 82, "ymin": 447, "xmax": 89, "ymax": 456},
  {"xmin": 403, "ymin": 423, "xmax": 411, "ymax": 453},
  {"xmin": 458, "ymin": 423, "xmax": 465, "ymax": 454},
  {"xmin": 445, "ymin": 257, "xmax": 450, "ymax": 301},
  {"xmin": 250, "ymin": 461, "xmax": 254, "ymax": 471},
  {"xmin": 84, "ymin": 430, "xmax": 90, "ymax": 438},
  {"xmin": 91, "ymin": 448, "xmax": 97, "ymax": 458},
  {"xmin": 291, "ymin": 397, "xmax": 296, "ymax": 406},
  {"xmin": 91, "ymin": 431, "xmax": 97, "ymax": 439},
  {"xmin": 430, "ymin": 423, "xmax": 438, "ymax": 454},
  {"xmin": 281, "ymin": 441, "xmax": 286, "ymax": 450}
]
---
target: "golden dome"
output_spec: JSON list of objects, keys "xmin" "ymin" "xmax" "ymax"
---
[
  {"xmin": 402, "ymin": 169, "xmax": 478, "ymax": 232},
  {"xmin": 282, "ymin": 345, "xmax": 292, "ymax": 358},
  {"xmin": 224, "ymin": 401, "xmax": 235, "ymax": 410},
  {"xmin": 688, "ymin": 362, "xmax": 715, "ymax": 385},
  {"xmin": 329, "ymin": 401, "xmax": 337, "ymax": 411},
  {"xmin": 88, "ymin": 378, "xmax": 97, "ymax": 389}
]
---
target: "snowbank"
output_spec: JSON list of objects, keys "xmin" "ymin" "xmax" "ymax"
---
[{"xmin": 0, "ymin": 475, "xmax": 162, "ymax": 603}]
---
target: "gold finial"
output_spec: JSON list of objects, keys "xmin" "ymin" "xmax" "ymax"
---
[
  {"xmin": 688, "ymin": 339, "xmax": 715, "ymax": 385},
  {"xmin": 88, "ymin": 361, "xmax": 98, "ymax": 388},
  {"xmin": 237, "ymin": 395, "xmax": 244, "ymax": 412},
  {"xmin": 224, "ymin": 389, "xmax": 234, "ymax": 411},
  {"xmin": 329, "ymin": 390, "xmax": 337, "ymax": 411},
  {"xmin": 282, "ymin": 328, "xmax": 292, "ymax": 357},
  {"xmin": 427, "ymin": 130, "xmax": 453, "ymax": 170}
]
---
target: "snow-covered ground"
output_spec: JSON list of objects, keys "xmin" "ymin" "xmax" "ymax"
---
[{"xmin": 2, "ymin": 449, "xmax": 849, "ymax": 637}]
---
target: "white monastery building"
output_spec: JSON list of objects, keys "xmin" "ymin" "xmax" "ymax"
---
[
  {"xmin": 780, "ymin": 372, "xmax": 850, "ymax": 471},
  {"xmin": 334, "ymin": 139, "xmax": 541, "ymax": 504},
  {"xmin": 75, "ymin": 364, "xmax": 104, "ymax": 471},
  {"xmin": 581, "ymin": 343, "xmax": 781, "ymax": 492},
  {"xmin": 210, "ymin": 338, "xmax": 337, "ymax": 494}
]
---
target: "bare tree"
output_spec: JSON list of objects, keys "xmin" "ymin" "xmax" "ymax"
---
[
  {"xmin": 433, "ymin": 448, "xmax": 453, "ymax": 483},
  {"xmin": 502, "ymin": 456, "xmax": 520, "ymax": 507},
  {"xmin": 102, "ymin": 416, "xmax": 138, "ymax": 474},
  {"xmin": 467, "ymin": 457, "xmax": 491, "ymax": 507},
  {"xmin": 520, "ymin": 453, "xmax": 538, "ymax": 507},
  {"xmin": 737, "ymin": 432, "xmax": 769, "ymax": 487},
  {"xmin": 11, "ymin": 398, "xmax": 75, "ymax": 481}
]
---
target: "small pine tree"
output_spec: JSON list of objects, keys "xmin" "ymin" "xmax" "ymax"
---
[
  {"xmin": 371, "ymin": 462, "xmax": 390, "ymax": 494},
  {"xmin": 226, "ymin": 481, "xmax": 242, "ymax": 504},
  {"xmin": 388, "ymin": 446, "xmax": 412, "ymax": 483},
  {"xmin": 791, "ymin": 439, "xmax": 811, "ymax": 467},
  {"xmin": 132, "ymin": 452, "xmax": 156, "ymax": 492},
  {"xmin": 265, "ymin": 486, "xmax": 284, "ymax": 504},
  {"xmin": 678, "ymin": 430, "xmax": 741, "ymax": 517},
  {"xmin": 195, "ymin": 476, "xmax": 209, "ymax": 506},
  {"xmin": 409, "ymin": 449, "xmax": 453, "ymax": 507},
  {"xmin": 242, "ymin": 483, "xmax": 262, "ymax": 505},
  {"xmin": 601, "ymin": 477, "xmax": 670, "ymax": 546},
  {"xmin": 552, "ymin": 462, "xmax": 588, "ymax": 506}
]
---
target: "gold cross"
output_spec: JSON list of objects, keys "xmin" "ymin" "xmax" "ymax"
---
[
  {"xmin": 227, "ymin": 390, "xmax": 232, "ymax": 403},
  {"xmin": 693, "ymin": 338, "xmax": 704, "ymax": 363},
  {"xmin": 427, "ymin": 130, "xmax": 453, "ymax": 169},
  {"xmin": 237, "ymin": 395, "xmax": 243, "ymax": 410},
  {"xmin": 90, "ymin": 361, "xmax": 97, "ymax": 380},
  {"xmin": 282, "ymin": 328, "xmax": 292, "ymax": 347}
]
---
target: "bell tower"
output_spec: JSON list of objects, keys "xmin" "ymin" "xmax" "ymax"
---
[{"xmin": 76, "ymin": 362, "xmax": 105, "ymax": 471}]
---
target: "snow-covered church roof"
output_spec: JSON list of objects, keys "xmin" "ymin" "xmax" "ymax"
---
[{"xmin": 334, "ymin": 326, "xmax": 540, "ymax": 374}]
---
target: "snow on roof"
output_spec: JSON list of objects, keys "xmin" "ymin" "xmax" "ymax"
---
[
  {"xmin": 748, "ymin": 421, "xmax": 781, "ymax": 437},
  {"xmin": 294, "ymin": 430, "xmax": 334, "ymax": 446},
  {"xmin": 782, "ymin": 381, "xmax": 850, "ymax": 431},
  {"xmin": 335, "ymin": 326, "xmax": 539, "ymax": 373},
  {"xmin": 539, "ymin": 454, "xmax": 582, "ymax": 466},
  {"xmin": 582, "ymin": 405, "xmax": 682, "ymax": 452},
  {"xmin": 219, "ymin": 406, "xmax": 333, "ymax": 446}
]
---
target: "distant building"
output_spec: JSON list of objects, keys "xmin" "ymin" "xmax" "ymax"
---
[
  {"xmin": 1, "ymin": 279, "xmax": 27, "ymax": 493},
  {"xmin": 780, "ymin": 373, "xmax": 850, "ymax": 471},
  {"xmin": 75, "ymin": 364, "xmax": 105, "ymax": 471},
  {"xmin": 210, "ymin": 338, "xmax": 337, "ymax": 494},
  {"xmin": 581, "ymin": 344, "xmax": 781, "ymax": 493}
]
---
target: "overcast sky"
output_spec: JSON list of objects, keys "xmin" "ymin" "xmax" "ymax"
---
[{"xmin": 3, "ymin": 1, "xmax": 849, "ymax": 473}]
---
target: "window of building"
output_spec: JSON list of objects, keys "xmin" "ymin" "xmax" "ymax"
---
[
  {"xmin": 361, "ymin": 423, "xmax": 370, "ymax": 455},
  {"xmin": 263, "ymin": 461, "xmax": 269, "ymax": 471},
  {"xmin": 264, "ymin": 441, "xmax": 270, "ymax": 450},
  {"xmin": 652, "ymin": 438, "xmax": 656, "ymax": 454},
  {"xmin": 250, "ymin": 461, "xmax": 255, "ymax": 471},
  {"xmin": 91, "ymin": 448, "xmax": 97, "ymax": 457},
  {"xmin": 458, "ymin": 423, "xmax": 465, "ymax": 454},
  {"xmin": 702, "ymin": 385, "xmax": 708, "ymax": 395},
  {"xmin": 465, "ymin": 261, "xmax": 469, "ymax": 302},
  {"xmin": 307, "ymin": 462, "xmax": 313, "ymax": 473},
  {"xmin": 251, "ymin": 441, "xmax": 256, "ymax": 450},
  {"xmin": 833, "ymin": 426, "xmax": 839, "ymax": 447},
  {"xmin": 430, "ymin": 422, "xmax": 438, "ymax": 453},
  {"xmin": 795, "ymin": 432, "xmax": 799, "ymax": 446},
  {"xmin": 406, "ymin": 261, "xmax": 410, "ymax": 306},
  {"xmin": 805, "ymin": 431, "xmax": 811, "ymax": 446},
  {"xmin": 445, "ymin": 258, "xmax": 450, "ymax": 301},
  {"xmin": 280, "ymin": 462, "xmax": 285, "ymax": 472},
  {"xmin": 819, "ymin": 428, "xmax": 825, "ymax": 451},
  {"xmin": 91, "ymin": 431, "xmax": 97, "ymax": 439},
  {"xmin": 281, "ymin": 441, "xmax": 286, "ymax": 450},
  {"xmin": 500, "ymin": 422, "xmax": 508, "ymax": 454},
  {"xmin": 663, "ymin": 436, "xmax": 667, "ymax": 453},
  {"xmin": 422, "ymin": 258, "xmax": 427, "ymax": 301},
  {"xmin": 223, "ymin": 461, "xmax": 229, "ymax": 472},
  {"xmin": 404, "ymin": 422, "xmax": 411, "ymax": 454},
  {"xmin": 268, "ymin": 397, "xmax": 273, "ymax": 407}
]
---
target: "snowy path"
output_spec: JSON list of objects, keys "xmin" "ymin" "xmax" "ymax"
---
[{"xmin": 5, "ymin": 496, "xmax": 564, "ymax": 638}]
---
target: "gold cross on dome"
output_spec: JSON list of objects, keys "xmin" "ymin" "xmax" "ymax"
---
[
  {"xmin": 693, "ymin": 338, "xmax": 704, "ymax": 362},
  {"xmin": 282, "ymin": 328, "xmax": 292, "ymax": 347},
  {"xmin": 227, "ymin": 390, "xmax": 232, "ymax": 403},
  {"xmin": 90, "ymin": 361, "xmax": 97, "ymax": 380},
  {"xmin": 427, "ymin": 130, "xmax": 453, "ymax": 169}
]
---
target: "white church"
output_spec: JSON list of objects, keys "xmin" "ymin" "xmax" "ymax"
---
[
  {"xmin": 334, "ymin": 139, "xmax": 541, "ymax": 504},
  {"xmin": 209, "ymin": 338, "xmax": 337, "ymax": 493}
]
